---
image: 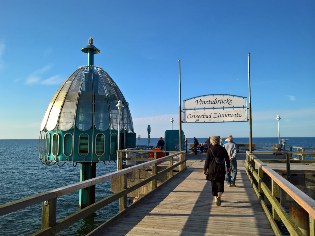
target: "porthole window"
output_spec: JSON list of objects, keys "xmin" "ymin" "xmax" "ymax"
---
[
  {"xmin": 95, "ymin": 133, "xmax": 105, "ymax": 156},
  {"xmin": 46, "ymin": 133, "xmax": 51, "ymax": 155},
  {"xmin": 63, "ymin": 133, "xmax": 73, "ymax": 156},
  {"xmin": 52, "ymin": 133, "xmax": 59, "ymax": 156},
  {"xmin": 79, "ymin": 133, "xmax": 89, "ymax": 155}
]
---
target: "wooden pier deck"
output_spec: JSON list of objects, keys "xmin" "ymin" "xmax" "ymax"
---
[{"xmin": 90, "ymin": 154, "xmax": 275, "ymax": 236}]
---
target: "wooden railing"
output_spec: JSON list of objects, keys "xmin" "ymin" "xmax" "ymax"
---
[
  {"xmin": 290, "ymin": 146, "xmax": 315, "ymax": 160},
  {"xmin": 245, "ymin": 151, "xmax": 315, "ymax": 236},
  {"xmin": 0, "ymin": 151, "xmax": 186, "ymax": 235}
]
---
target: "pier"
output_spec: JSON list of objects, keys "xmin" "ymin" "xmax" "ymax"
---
[
  {"xmin": 90, "ymin": 153, "xmax": 274, "ymax": 235},
  {"xmin": 0, "ymin": 151, "xmax": 315, "ymax": 235}
]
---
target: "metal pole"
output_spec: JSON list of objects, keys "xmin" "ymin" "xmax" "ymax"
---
[
  {"xmin": 147, "ymin": 125, "xmax": 151, "ymax": 146},
  {"xmin": 170, "ymin": 117, "xmax": 174, "ymax": 130},
  {"xmin": 276, "ymin": 115, "xmax": 281, "ymax": 144},
  {"xmin": 248, "ymin": 53, "xmax": 253, "ymax": 153},
  {"xmin": 116, "ymin": 100, "xmax": 123, "ymax": 170},
  {"xmin": 178, "ymin": 60, "xmax": 183, "ymax": 152},
  {"xmin": 79, "ymin": 37, "xmax": 99, "ymax": 209}
]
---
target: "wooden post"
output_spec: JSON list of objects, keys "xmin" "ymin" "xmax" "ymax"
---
[
  {"xmin": 286, "ymin": 153, "xmax": 291, "ymax": 182},
  {"xmin": 41, "ymin": 198, "xmax": 57, "ymax": 229},
  {"xmin": 119, "ymin": 174, "xmax": 127, "ymax": 211},
  {"xmin": 258, "ymin": 166, "xmax": 264, "ymax": 196},
  {"xmin": 117, "ymin": 151, "xmax": 127, "ymax": 211},
  {"xmin": 271, "ymin": 180, "xmax": 281, "ymax": 222},
  {"xmin": 310, "ymin": 215, "xmax": 315, "ymax": 236},
  {"xmin": 178, "ymin": 152, "xmax": 186, "ymax": 172},
  {"xmin": 290, "ymin": 205, "xmax": 309, "ymax": 235},
  {"xmin": 169, "ymin": 156, "xmax": 174, "ymax": 179},
  {"xmin": 182, "ymin": 152, "xmax": 186, "ymax": 170},
  {"xmin": 152, "ymin": 152, "xmax": 157, "ymax": 190}
]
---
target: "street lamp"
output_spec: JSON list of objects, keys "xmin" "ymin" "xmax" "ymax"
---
[
  {"xmin": 170, "ymin": 117, "xmax": 174, "ymax": 130},
  {"xmin": 116, "ymin": 100, "xmax": 124, "ymax": 151},
  {"xmin": 147, "ymin": 125, "xmax": 151, "ymax": 146},
  {"xmin": 276, "ymin": 114, "xmax": 281, "ymax": 144}
]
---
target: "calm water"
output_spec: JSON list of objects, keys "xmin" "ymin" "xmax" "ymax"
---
[{"xmin": 0, "ymin": 137, "xmax": 314, "ymax": 235}]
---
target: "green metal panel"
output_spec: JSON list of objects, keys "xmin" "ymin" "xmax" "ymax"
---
[
  {"xmin": 165, "ymin": 130, "xmax": 185, "ymax": 151},
  {"xmin": 44, "ymin": 128, "xmax": 132, "ymax": 162},
  {"xmin": 126, "ymin": 132, "xmax": 136, "ymax": 148}
]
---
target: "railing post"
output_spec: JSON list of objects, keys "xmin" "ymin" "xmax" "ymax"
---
[
  {"xmin": 183, "ymin": 152, "xmax": 186, "ymax": 170},
  {"xmin": 169, "ymin": 155, "xmax": 174, "ymax": 179},
  {"xmin": 290, "ymin": 205, "xmax": 309, "ymax": 235},
  {"xmin": 118, "ymin": 151, "xmax": 127, "ymax": 211},
  {"xmin": 152, "ymin": 152, "xmax": 157, "ymax": 190},
  {"xmin": 178, "ymin": 152, "xmax": 186, "ymax": 172},
  {"xmin": 245, "ymin": 152, "xmax": 249, "ymax": 170},
  {"xmin": 286, "ymin": 153, "xmax": 291, "ymax": 182},
  {"xmin": 310, "ymin": 215, "xmax": 315, "ymax": 236},
  {"xmin": 271, "ymin": 180, "xmax": 281, "ymax": 222},
  {"xmin": 258, "ymin": 166, "xmax": 264, "ymax": 197},
  {"xmin": 41, "ymin": 198, "xmax": 57, "ymax": 230}
]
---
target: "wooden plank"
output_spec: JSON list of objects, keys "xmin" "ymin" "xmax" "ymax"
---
[{"xmin": 90, "ymin": 156, "xmax": 275, "ymax": 236}]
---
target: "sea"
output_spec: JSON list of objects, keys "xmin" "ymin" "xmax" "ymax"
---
[{"xmin": 0, "ymin": 137, "xmax": 314, "ymax": 235}]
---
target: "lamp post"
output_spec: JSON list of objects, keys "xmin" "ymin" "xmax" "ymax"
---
[
  {"xmin": 276, "ymin": 114, "xmax": 281, "ymax": 144},
  {"xmin": 147, "ymin": 125, "xmax": 151, "ymax": 146},
  {"xmin": 170, "ymin": 117, "xmax": 174, "ymax": 130},
  {"xmin": 116, "ymin": 100, "xmax": 124, "ymax": 151}
]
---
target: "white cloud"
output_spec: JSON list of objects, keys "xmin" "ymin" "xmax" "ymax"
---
[
  {"xmin": 26, "ymin": 75, "xmax": 41, "ymax": 85},
  {"xmin": 134, "ymin": 114, "xmax": 178, "ymax": 137},
  {"xmin": 25, "ymin": 65, "xmax": 63, "ymax": 85},
  {"xmin": 42, "ymin": 75, "xmax": 63, "ymax": 85},
  {"xmin": 253, "ymin": 108, "xmax": 315, "ymax": 121},
  {"xmin": 288, "ymin": 95, "xmax": 296, "ymax": 101}
]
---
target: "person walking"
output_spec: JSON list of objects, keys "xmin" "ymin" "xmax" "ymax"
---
[
  {"xmin": 224, "ymin": 135, "xmax": 237, "ymax": 187},
  {"xmin": 185, "ymin": 138, "xmax": 188, "ymax": 153},
  {"xmin": 204, "ymin": 136, "xmax": 230, "ymax": 206},
  {"xmin": 193, "ymin": 137, "xmax": 199, "ymax": 155}
]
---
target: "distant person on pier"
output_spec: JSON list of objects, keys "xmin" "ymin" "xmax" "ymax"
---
[
  {"xmin": 193, "ymin": 137, "xmax": 199, "ymax": 155},
  {"xmin": 224, "ymin": 135, "xmax": 237, "ymax": 187},
  {"xmin": 204, "ymin": 136, "xmax": 230, "ymax": 206},
  {"xmin": 185, "ymin": 138, "xmax": 188, "ymax": 153},
  {"xmin": 156, "ymin": 137, "xmax": 165, "ymax": 150}
]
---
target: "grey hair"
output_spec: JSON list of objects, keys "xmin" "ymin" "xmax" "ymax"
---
[{"xmin": 210, "ymin": 136, "xmax": 220, "ymax": 145}]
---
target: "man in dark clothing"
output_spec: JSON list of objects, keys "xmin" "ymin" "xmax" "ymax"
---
[
  {"xmin": 193, "ymin": 137, "xmax": 199, "ymax": 155},
  {"xmin": 204, "ymin": 136, "xmax": 230, "ymax": 206},
  {"xmin": 157, "ymin": 137, "xmax": 165, "ymax": 150}
]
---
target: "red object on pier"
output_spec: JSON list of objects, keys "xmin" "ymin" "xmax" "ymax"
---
[{"xmin": 148, "ymin": 148, "xmax": 165, "ymax": 159}]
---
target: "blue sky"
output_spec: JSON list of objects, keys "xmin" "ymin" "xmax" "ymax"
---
[{"xmin": 0, "ymin": 0, "xmax": 314, "ymax": 139}]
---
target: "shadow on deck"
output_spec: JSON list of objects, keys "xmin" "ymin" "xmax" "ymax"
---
[{"xmin": 89, "ymin": 153, "xmax": 274, "ymax": 235}]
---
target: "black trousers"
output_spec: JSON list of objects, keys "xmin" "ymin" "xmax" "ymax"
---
[{"xmin": 211, "ymin": 180, "xmax": 224, "ymax": 196}]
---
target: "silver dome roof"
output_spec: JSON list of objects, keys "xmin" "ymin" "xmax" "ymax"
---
[{"xmin": 40, "ymin": 66, "xmax": 134, "ymax": 133}]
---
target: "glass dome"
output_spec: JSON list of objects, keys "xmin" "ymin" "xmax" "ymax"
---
[
  {"xmin": 39, "ymin": 39, "xmax": 136, "ymax": 164},
  {"xmin": 40, "ymin": 66, "xmax": 134, "ymax": 133}
]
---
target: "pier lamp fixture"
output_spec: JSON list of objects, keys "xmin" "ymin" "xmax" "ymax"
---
[
  {"xmin": 276, "ymin": 114, "xmax": 281, "ymax": 144},
  {"xmin": 170, "ymin": 117, "xmax": 174, "ymax": 130},
  {"xmin": 147, "ymin": 125, "xmax": 151, "ymax": 146},
  {"xmin": 116, "ymin": 100, "xmax": 124, "ymax": 151}
]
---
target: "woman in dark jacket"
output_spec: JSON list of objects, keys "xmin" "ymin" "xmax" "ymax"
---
[{"xmin": 204, "ymin": 136, "xmax": 230, "ymax": 206}]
